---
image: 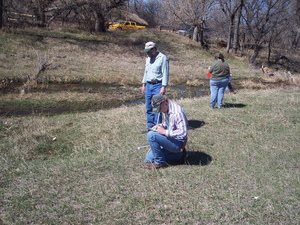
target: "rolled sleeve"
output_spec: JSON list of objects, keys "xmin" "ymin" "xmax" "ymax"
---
[{"xmin": 161, "ymin": 56, "xmax": 169, "ymax": 86}]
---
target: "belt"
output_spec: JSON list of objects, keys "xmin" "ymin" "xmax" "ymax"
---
[{"xmin": 147, "ymin": 81, "xmax": 162, "ymax": 84}]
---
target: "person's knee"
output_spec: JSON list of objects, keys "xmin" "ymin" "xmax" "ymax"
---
[{"xmin": 147, "ymin": 131, "xmax": 157, "ymax": 141}]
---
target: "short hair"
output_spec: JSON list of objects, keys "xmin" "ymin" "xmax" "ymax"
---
[{"xmin": 214, "ymin": 53, "xmax": 224, "ymax": 60}]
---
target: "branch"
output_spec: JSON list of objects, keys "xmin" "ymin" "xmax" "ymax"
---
[{"xmin": 32, "ymin": 46, "xmax": 50, "ymax": 80}]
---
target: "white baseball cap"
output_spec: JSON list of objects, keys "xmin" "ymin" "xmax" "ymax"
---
[{"xmin": 144, "ymin": 41, "xmax": 156, "ymax": 52}]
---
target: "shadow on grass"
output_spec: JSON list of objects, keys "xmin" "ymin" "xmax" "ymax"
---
[
  {"xmin": 186, "ymin": 151, "xmax": 213, "ymax": 166},
  {"xmin": 14, "ymin": 29, "xmax": 109, "ymax": 45},
  {"xmin": 169, "ymin": 151, "xmax": 212, "ymax": 167},
  {"xmin": 188, "ymin": 120, "xmax": 205, "ymax": 130},
  {"xmin": 223, "ymin": 103, "xmax": 246, "ymax": 108}
]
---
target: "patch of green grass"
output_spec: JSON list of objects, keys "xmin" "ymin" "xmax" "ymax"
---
[{"xmin": 1, "ymin": 88, "xmax": 299, "ymax": 224}]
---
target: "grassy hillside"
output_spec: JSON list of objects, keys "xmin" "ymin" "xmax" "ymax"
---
[
  {"xmin": 0, "ymin": 28, "xmax": 284, "ymax": 86},
  {"xmin": 1, "ymin": 28, "xmax": 300, "ymax": 224}
]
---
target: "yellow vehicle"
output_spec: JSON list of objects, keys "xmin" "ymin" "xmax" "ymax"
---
[{"xmin": 109, "ymin": 21, "xmax": 147, "ymax": 31}]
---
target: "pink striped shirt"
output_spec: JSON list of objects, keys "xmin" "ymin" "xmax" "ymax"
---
[{"xmin": 162, "ymin": 100, "xmax": 188, "ymax": 140}]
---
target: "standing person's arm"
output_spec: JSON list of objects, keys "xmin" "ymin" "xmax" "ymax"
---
[
  {"xmin": 160, "ymin": 86, "xmax": 166, "ymax": 95},
  {"xmin": 141, "ymin": 83, "xmax": 146, "ymax": 95},
  {"xmin": 141, "ymin": 58, "xmax": 148, "ymax": 95},
  {"xmin": 160, "ymin": 55, "xmax": 169, "ymax": 95},
  {"xmin": 208, "ymin": 62, "xmax": 215, "ymax": 73}
]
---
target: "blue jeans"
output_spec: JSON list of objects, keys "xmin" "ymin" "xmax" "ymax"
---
[
  {"xmin": 145, "ymin": 131, "xmax": 184, "ymax": 165},
  {"xmin": 210, "ymin": 78, "xmax": 229, "ymax": 108},
  {"xmin": 145, "ymin": 83, "xmax": 162, "ymax": 129}
]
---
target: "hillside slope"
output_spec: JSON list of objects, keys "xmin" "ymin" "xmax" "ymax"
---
[{"xmin": 0, "ymin": 28, "xmax": 270, "ymax": 86}]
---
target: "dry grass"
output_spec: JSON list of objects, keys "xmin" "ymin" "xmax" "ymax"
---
[
  {"xmin": 1, "ymin": 88, "xmax": 300, "ymax": 224},
  {"xmin": 2, "ymin": 28, "xmax": 291, "ymax": 87},
  {"xmin": 239, "ymin": 74, "xmax": 300, "ymax": 90},
  {"xmin": 239, "ymin": 80, "xmax": 268, "ymax": 89},
  {"xmin": 1, "ymin": 28, "xmax": 300, "ymax": 224}
]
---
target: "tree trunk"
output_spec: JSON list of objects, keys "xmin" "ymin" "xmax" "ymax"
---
[
  {"xmin": 267, "ymin": 40, "xmax": 272, "ymax": 63},
  {"xmin": 226, "ymin": 22, "xmax": 232, "ymax": 53},
  {"xmin": 226, "ymin": 14, "xmax": 234, "ymax": 53},
  {"xmin": 0, "ymin": 0, "xmax": 3, "ymax": 29},
  {"xmin": 193, "ymin": 23, "xmax": 207, "ymax": 49},
  {"xmin": 249, "ymin": 44, "xmax": 262, "ymax": 65},
  {"xmin": 32, "ymin": 0, "xmax": 46, "ymax": 27},
  {"xmin": 232, "ymin": 0, "xmax": 243, "ymax": 54},
  {"xmin": 240, "ymin": 32, "xmax": 245, "ymax": 56},
  {"xmin": 199, "ymin": 20, "xmax": 206, "ymax": 47},
  {"xmin": 193, "ymin": 25, "xmax": 199, "ymax": 42},
  {"xmin": 95, "ymin": 10, "xmax": 106, "ymax": 32}
]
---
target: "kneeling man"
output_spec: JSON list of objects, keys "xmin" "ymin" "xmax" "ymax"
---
[{"xmin": 144, "ymin": 94, "xmax": 188, "ymax": 169}]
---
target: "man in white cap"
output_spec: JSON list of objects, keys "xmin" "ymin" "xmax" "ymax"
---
[
  {"xmin": 144, "ymin": 94, "xmax": 188, "ymax": 169},
  {"xmin": 141, "ymin": 41, "xmax": 169, "ymax": 130}
]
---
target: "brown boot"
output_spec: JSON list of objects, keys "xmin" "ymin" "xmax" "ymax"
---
[
  {"xmin": 177, "ymin": 148, "xmax": 187, "ymax": 165},
  {"xmin": 143, "ymin": 162, "xmax": 166, "ymax": 169}
]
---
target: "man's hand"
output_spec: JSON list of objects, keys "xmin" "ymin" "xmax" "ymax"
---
[
  {"xmin": 159, "ymin": 86, "xmax": 166, "ymax": 95},
  {"xmin": 152, "ymin": 125, "xmax": 166, "ymax": 135},
  {"xmin": 141, "ymin": 84, "xmax": 146, "ymax": 95}
]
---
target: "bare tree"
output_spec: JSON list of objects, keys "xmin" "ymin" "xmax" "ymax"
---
[
  {"xmin": 289, "ymin": 0, "xmax": 300, "ymax": 50},
  {"xmin": 162, "ymin": 0, "xmax": 214, "ymax": 48},
  {"xmin": 232, "ymin": 0, "xmax": 243, "ymax": 54},
  {"xmin": 130, "ymin": 0, "xmax": 162, "ymax": 28},
  {"xmin": 9, "ymin": 0, "xmax": 57, "ymax": 27},
  {"xmin": 266, "ymin": 12, "xmax": 290, "ymax": 63},
  {"xmin": 89, "ymin": 0, "xmax": 128, "ymax": 32},
  {"xmin": 30, "ymin": 0, "xmax": 56, "ymax": 27},
  {"xmin": 242, "ymin": 0, "xmax": 291, "ymax": 65},
  {"xmin": 46, "ymin": 0, "xmax": 128, "ymax": 32},
  {"xmin": 3, "ymin": 0, "xmax": 58, "ymax": 27},
  {"xmin": 4, "ymin": 0, "xmax": 127, "ymax": 31},
  {"xmin": 218, "ymin": 0, "xmax": 244, "ymax": 53}
]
